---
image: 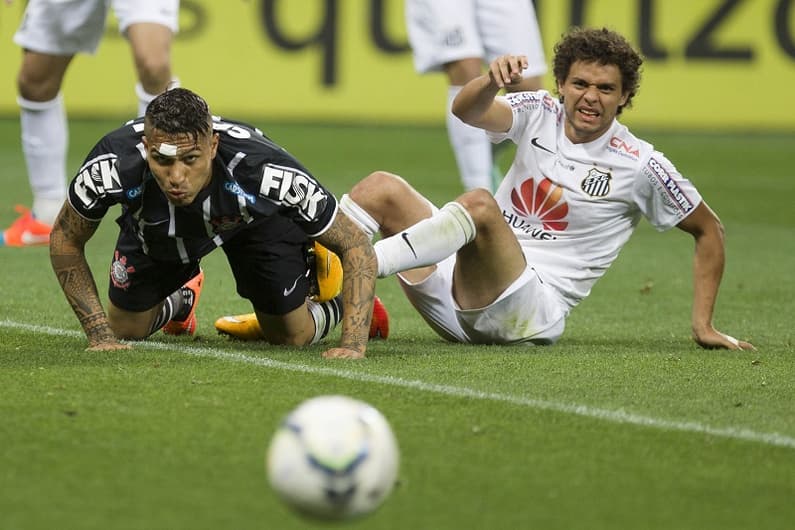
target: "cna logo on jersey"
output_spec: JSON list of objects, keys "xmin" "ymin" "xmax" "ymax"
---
[
  {"xmin": 505, "ymin": 177, "xmax": 569, "ymax": 239},
  {"xmin": 259, "ymin": 164, "xmax": 328, "ymax": 220},
  {"xmin": 607, "ymin": 136, "xmax": 640, "ymax": 160}
]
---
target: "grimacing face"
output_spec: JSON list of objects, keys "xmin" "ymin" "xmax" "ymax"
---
[
  {"xmin": 142, "ymin": 128, "xmax": 219, "ymax": 206},
  {"xmin": 557, "ymin": 60, "xmax": 629, "ymax": 144}
]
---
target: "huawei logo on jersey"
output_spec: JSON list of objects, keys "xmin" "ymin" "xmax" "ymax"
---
[{"xmin": 510, "ymin": 177, "xmax": 569, "ymax": 231}]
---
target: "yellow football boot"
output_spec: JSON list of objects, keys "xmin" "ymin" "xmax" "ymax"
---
[
  {"xmin": 309, "ymin": 241, "xmax": 343, "ymax": 302},
  {"xmin": 214, "ymin": 313, "xmax": 264, "ymax": 340}
]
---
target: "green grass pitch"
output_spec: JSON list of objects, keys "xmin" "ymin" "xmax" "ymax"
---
[{"xmin": 1, "ymin": 117, "xmax": 793, "ymax": 530}]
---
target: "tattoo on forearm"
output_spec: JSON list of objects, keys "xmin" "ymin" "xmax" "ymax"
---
[
  {"xmin": 318, "ymin": 213, "xmax": 379, "ymax": 352},
  {"xmin": 56, "ymin": 268, "xmax": 97, "ymax": 317},
  {"xmin": 50, "ymin": 205, "xmax": 109, "ymax": 343}
]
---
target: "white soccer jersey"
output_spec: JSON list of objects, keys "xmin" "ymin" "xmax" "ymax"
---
[{"xmin": 488, "ymin": 91, "xmax": 702, "ymax": 310}]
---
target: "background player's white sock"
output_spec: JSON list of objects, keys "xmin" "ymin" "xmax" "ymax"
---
[
  {"xmin": 447, "ymin": 85, "xmax": 493, "ymax": 192},
  {"xmin": 18, "ymin": 94, "xmax": 68, "ymax": 225},
  {"xmin": 339, "ymin": 194, "xmax": 379, "ymax": 240},
  {"xmin": 136, "ymin": 78, "xmax": 180, "ymax": 116},
  {"xmin": 374, "ymin": 201, "xmax": 476, "ymax": 277},
  {"xmin": 308, "ymin": 296, "xmax": 343, "ymax": 344}
]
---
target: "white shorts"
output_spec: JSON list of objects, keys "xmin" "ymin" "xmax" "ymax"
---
[
  {"xmin": 405, "ymin": 0, "xmax": 546, "ymax": 75},
  {"xmin": 14, "ymin": 0, "xmax": 179, "ymax": 56},
  {"xmin": 398, "ymin": 254, "xmax": 567, "ymax": 345}
]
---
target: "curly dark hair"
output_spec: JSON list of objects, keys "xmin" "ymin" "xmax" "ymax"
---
[
  {"xmin": 144, "ymin": 87, "xmax": 213, "ymax": 142},
  {"xmin": 552, "ymin": 27, "xmax": 643, "ymax": 114}
]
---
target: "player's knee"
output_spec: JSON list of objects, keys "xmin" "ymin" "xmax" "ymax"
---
[
  {"xmin": 350, "ymin": 171, "xmax": 406, "ymax": 207},
  {"xmin": 17, "ymin": 71, "xmax": 60, "ymax": 102},
  {"xmin": 457, "ymin": 188, "xmax": 501, "ymax": 228},
  {"xmin": 136, "ymin": 58, "xmax": 172, "ymax": 93}
]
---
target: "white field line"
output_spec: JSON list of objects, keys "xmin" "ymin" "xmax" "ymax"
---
[{"xmin": 4, "ymin": 319, "xmax": 794, "ymax": 450}]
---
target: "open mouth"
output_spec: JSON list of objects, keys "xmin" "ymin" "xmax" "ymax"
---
[{"xmin": 578, "ymin": 107, "xmax": 600, "ymax": 120}]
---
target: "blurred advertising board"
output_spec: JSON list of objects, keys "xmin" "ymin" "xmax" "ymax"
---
[{"xmin": 1, "ymin": 0, "xmax": 793, "ymax": 129}]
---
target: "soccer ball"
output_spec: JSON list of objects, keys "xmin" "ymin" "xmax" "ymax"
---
[{"xmin": 266, "ymin": 395, "xmax": 399, "ymax": 520}]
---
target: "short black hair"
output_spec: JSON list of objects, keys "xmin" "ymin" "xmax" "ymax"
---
[
  {"xmin": 144, "ymin": 87, "xmax": 213, "ymax": 142},
  {"xmin": 553, "ymin": 27, "xmax": 643, "ymax": 114}
]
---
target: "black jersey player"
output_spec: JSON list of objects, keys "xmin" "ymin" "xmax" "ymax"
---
[{"xmin": 49, "ymin": 88, "xmax": 378, "ymax": 359}]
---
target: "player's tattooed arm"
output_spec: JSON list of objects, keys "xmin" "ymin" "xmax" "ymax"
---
[
  {"xmin": 49, "ymin": 203, "xmax": 124, "ymax": 349},
  {"xmin": 316, "ymin": 212, "xmax": 377, "ymax": 359}
]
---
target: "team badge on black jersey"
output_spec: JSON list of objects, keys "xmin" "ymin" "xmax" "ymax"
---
[
  {"xmin": 581, "ymin": 168, "xmax": 612, "ymax": 197},
  {"xmin": 110, "ymin": 250, "xmax": 135, "ymax": 290}
]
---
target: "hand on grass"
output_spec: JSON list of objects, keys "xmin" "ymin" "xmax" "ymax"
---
[
  {"xmin": 322, "ymin": 347, "xmax": 365, "ymax": 360},
  {"xmin": 693, "ymin": 327, "xmax": 755, "ymax": 351},
  {"xmin": 86, "ymin": 340, "xmax": 132, "ymax": 352}
]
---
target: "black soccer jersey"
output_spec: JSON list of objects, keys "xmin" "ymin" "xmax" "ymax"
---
[{"xmin": 67, "ymin": 116, "xmax": 338, "ymax": 263}]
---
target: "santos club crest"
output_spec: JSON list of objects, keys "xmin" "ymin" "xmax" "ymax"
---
[{"xmin": 581, "ymin": 168, "xmax": 611, "ymax": 197}]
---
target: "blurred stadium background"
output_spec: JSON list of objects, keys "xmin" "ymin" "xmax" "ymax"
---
[{"xmin": 2, "ymin": 0, "xmax": 793, "ymax": 130}]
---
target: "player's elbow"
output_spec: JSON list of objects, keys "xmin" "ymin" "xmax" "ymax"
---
[{"xmin": 451, "ymin": 99, "xmax": 477, "ymax": 126}]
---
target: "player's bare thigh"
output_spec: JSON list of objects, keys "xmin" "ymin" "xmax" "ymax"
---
[
  {"xmin": 348, "ymin": 171, "xmax": 437, "ymax": 284},
  {"xmin": 107, "ymin": 301, "xmax": 162, "ymax": 340},
  {"xmin": 444, "ymin": 57, "xmax": 482, "ymax": 86},
  {"xmin": 452, "ymin": 189, "xmax": 526, "ymax": 310},
  {"xmin": 125, "ymin": 22, "xmax": 174, "ymax": 92}
]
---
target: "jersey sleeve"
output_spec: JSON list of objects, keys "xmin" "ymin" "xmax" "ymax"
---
[
  {"xmin": 634, "ymin": 151, "xmax": 702, "ymax": 231},
  {"xmin": 256, "ymin": 161, "xmax": 338, "ymax": 236},
  {"xmin": 67, "ymin": 136, "xmax": 127, "ymax": 221},
  {"xmin": 486, "ymin": 90, "xmax": 553, "ymax": 145}
]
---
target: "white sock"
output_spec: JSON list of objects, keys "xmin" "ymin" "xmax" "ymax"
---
[
  {"xmin": 136, "ymin": 77, "xmax": 180, "ymax": 116},
  {"xmin": 374, "ymin": 201, "xmax": 476, "ymax": 277},
  {"xmin": 31, "ymin": 197, "xmax": 64, "ymax": 226},
  {"xmin": 18, "ymin": 94, "xmax": 68, "ymax": 225},
  {"xmin": 447, "ymin": 86, "xmax": 493, "ymax": 192},
  {"xmin": 339, "ymin": 194, "xmax": 379, "ymax": 240},
  {"xmin": 308, "ymin": 296, "xmax": 343, "ymax": 344}
]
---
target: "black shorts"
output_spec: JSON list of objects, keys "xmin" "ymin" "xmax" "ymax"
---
[{"xmin": 107, "ymin": 216, "xmax": 311, "ymax": 315}]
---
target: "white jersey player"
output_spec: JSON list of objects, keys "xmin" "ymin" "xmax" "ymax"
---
[
  {"xmin": 326, "ymin": 27, "xmax": 754, "ymax": 357},
  {"xmin": 489, "ymin": 89, "xmax": 701, "ymax": 312},
  {"xmin": 2, "ymin": 0, "xmax": 179, "ymax": 248},
  {"xmin": 405, "ymin": 0, "xmax": 546, "ymax": 192}
]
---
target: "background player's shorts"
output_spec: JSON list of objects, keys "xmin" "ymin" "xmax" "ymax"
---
[
  {"xmin": 398, "ymin": 254, "xmax": 566, "ymax": 345},
  {"xmin": 405, "ymin": 0, "xmax": 546, "ymax": 75},
  {"xmin": 14, "ymin": 0, "xmax": 179, "ymax": 56}
]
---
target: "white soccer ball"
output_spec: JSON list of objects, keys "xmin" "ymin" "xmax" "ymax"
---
[{"xmin": 266, "ymin": 395, "xmax": 399, "ymax": 520}]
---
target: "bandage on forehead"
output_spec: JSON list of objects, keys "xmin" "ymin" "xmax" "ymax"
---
[{"xmin": 158, "ymin": 143, "xmax": 178, "ymax": 156}]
